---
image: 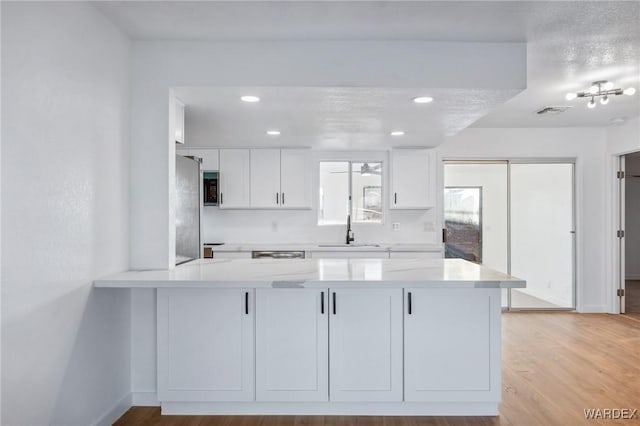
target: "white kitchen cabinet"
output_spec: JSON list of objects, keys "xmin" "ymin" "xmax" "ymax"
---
[
  {"xmin": 404, "ymin": 288, "xmax": 501, "ymax": 402},
  {"xmin": 329, "ymin": 288, "xmax": 403, "ymax": 401},
  {"xmin": 389, "ymin": 251, "xmax": 443, "ymax": 259},
  {"xmin": 309, "ymin": 251, "xmax": 389, "ymax": 259},
  {"xmin": 176, "ymin": 149, "xmax": 219, "ymax": 171},
  {"xmin": 157, "ymin": 288, "xmax": 254, "ymax": 402},
  {"xmin": 190, "ymin": 149, "xmax": 219, "ymax": 171},
  {"xmin": 174, "ymin": 98, "xmax": 185, "ymax": 144},
  {"xmin": 219, "ymin": 149, "xmax": 250, "ymax": 208},
  {"xmin": 255, "ymin": 289, "xmax": 328, "ymax": 401},
  {"xmin": 250, "ymin": 149, "xmax": 282, "ymax": 208},
  {"xmin": 248, "ymin": 148, "xmax": 311, "ymax": 209},
  {"xmin": 280, "ymin": 149, "xmax": 312, "ymax": 208},
  {"xmin": 390, "ymin": 148, "xmax": 435, "ymax": 209}
]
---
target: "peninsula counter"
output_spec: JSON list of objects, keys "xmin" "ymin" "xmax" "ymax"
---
[{"xmin": 95, "ymin": 258, "xmax": 525, "ymax": 416}]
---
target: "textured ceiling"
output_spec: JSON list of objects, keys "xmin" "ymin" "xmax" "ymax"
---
[
  {"xmin": 175, "ymin": 86, "xmax": 520, "ymax": 149},
  {"xmin": 94, "ymin": 1, "xmax": 640, "ymax": 139}
]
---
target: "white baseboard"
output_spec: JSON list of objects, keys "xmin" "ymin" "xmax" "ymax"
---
[
  {"xmin": 132, "ymin": 391, "xmax": 160, "ymax": 406},
  {"xmin": 93, "ymin": 393, "xmax": 132, "ymax": 426},
  {"xmin": 580, "ymin": 304, "xmax": 608, "ymax": 313},
  {"xmin": 161, "ymin": 401, "xmax": 499, "ymax": 416}
]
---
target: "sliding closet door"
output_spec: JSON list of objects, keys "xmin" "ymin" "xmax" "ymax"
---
[{"xmin": 509, "ymin": 163, "xmax": 575, "ymax": 309}]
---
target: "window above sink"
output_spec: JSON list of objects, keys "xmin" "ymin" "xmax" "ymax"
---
[{"xmin": 318, "ymin": 161, "xmax": 383, "ymax": 225}]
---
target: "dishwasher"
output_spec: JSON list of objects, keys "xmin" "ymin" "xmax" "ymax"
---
[{"xmin": 251, "ymin": 251, "xmax": 306, "ymax": 259}]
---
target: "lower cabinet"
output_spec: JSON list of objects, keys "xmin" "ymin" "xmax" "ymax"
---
[
  {"xmin": 329, "ymin": 288, "xmax": 403, "ymax": 401},
  {"xmin": 157, "ymin": 288, "xmax": 254, "ymax": 401},
  {"xmin": 404, "ymin": 288, "xmax": 500, "ymax": 402},
  {"xmin": 255, "ymin": 289, "xmax": 328, "ymax": 401}
]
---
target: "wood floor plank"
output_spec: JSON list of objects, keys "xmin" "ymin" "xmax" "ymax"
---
[{"xmin": 114, "ymin": 313, "xmax": 640, "ymax": 426}]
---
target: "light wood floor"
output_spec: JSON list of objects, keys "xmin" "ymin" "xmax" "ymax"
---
[{"xmin": 114, "ymin": 313, "xmax": 640, "ymax": 426}]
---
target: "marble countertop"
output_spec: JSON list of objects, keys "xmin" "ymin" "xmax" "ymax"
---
[
  {"xmin": 207, "ymin": 243, "xmax": 444, "ymax": 252},
  {"xmin": 94, "ymin": 258, "xmax": 525, "ymax": 289}
]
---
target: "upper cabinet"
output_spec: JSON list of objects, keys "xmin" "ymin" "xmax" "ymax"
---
[
  {"xmin": 176, "ymin": 148, "xmax": 219, "ymax": 171},
  {"xmin": 390, "ymin": 148, "xmax": 435, "ymax": 209},
  {"xmin": 220, "ymin": 149, "xmax": 251, "ymax": 208},
  {"xmin": 280, "ymin": 149, "xmax": 312, "ymax": 209},
  {"xmin": 248, "ymin": 148, "xmax": 312, "ymax": 209},
  {"xmin": 174, "ymin": 98, "xmax": 185, "ymax": 144}
]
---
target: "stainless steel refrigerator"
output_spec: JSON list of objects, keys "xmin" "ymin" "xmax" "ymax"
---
[{"xmin": 175, "ymin": 155, "xmax": 202, "ymax": 265}]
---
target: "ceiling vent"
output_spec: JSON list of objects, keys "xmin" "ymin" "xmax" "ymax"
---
[{"xmin": 535, "ymin": 106, "xmax": 572, "ymax": 115}]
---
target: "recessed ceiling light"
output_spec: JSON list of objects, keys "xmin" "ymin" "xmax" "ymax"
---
[
  {"xmin": 390, "ymin": 131, "xmax": 405, "ymax": 136},
  {"xmin": 240, "ymin": 95, "xmax": 260, "ymax": 103},
  {"xmin": 266, "ymin": 130, "xmax": 281, "ymax": 136},
  {"xmin": 412, "ymin": 96, "xmax": 434, "ymax": 104}
]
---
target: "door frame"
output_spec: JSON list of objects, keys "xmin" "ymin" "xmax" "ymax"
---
[{"xmin": 441, "ymin": 158, "xmax": 577, "ymax": 311}]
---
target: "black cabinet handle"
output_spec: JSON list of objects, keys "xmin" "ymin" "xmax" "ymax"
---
[
  {"xmin": 245, "ymin": 292, "xmax": 249, "ymax": 314},
  {"xmin": 408, "ymin": 292, "xmax": 412, "ymax": 315},
  {"xmin": 220, "ymin": 192, "xmax": 224, "ymax": 205},
  {"xmin": 332, "ymin": 292, "xmax": 336, "ymax": 315},
  {"xmin": 394, "ymin": 192, "xmax": 397, "ymax": 204},
  {"xmin": 282, "ymin": 192, "xmax": 285, "ymax": 205},
  {"xmin": 321, "ymin": 291, "xmax": 325, "ymax": 314},
  {"xmin": 276, "ymin": 193, "xmax": 279, "ymax": 204}
]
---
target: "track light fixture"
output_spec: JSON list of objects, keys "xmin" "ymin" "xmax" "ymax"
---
[{"xmin": 566, "ymin": 80, "xmax": 636, "ymax": 109}]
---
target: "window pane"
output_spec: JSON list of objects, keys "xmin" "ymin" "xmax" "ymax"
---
[
  {"xmin": 351, "ymin": 162, "xmax": 382, "ymax": 223},
  {"xmin": 319, "ymin": 162, "xmax": 349, "ymax": 225}
]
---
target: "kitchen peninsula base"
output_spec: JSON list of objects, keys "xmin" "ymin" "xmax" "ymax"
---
[{"xmin": 95, "ymin": 258, "xmax": 525, "ymax": 417}]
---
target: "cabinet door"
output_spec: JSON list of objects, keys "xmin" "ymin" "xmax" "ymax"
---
[
  {"xmin": 256, "ymin": 289, "xmax": 328, "ymax": 401},
  {"xmin": 219, "ymin": 149, "xmax": 250, "ymax": 208},
  {"xmin": 157, "ymin": 288, "xmax": 254, "ymax": 401},
  {"xmin": 404, "ymin": 288, "xmax": 501, "ymax": 402},
  {"xmin": 175, "ymin": 99, "xmax": 185, "ymax": 144},
  {"xmin": 280, "ymin": 149, "xmax": 312, "ymax": 209},
  {"xmin": 329, "ymin": 288, "xmax": 402, "ymax": 401},
  {"xmin": 250, "ymin": 149, "xmax": 281, "ymax": 208},
  {"xmin": 190, "ymin": 149, "xmax": 219, "ymax": 171},
  {"xmin": 390, "ymin": 148, "xmax": 435, "ymax": 209}
]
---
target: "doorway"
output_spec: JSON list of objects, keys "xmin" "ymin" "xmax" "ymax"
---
[
  {"xmin": 443, "ymin": 160, "xmax": 576, "ymax": 310},
  {"xmin": 621, "ymin": 152, "xmax": 640, "ymax": 319}
]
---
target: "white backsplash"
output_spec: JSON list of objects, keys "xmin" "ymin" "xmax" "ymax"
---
[{"xmin": 202, "ymin": 207, "xmax": 438, "ymax": 245}]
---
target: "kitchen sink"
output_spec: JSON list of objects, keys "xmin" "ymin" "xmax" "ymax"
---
[{"xmin": 317, "ymin": 244, "xmax": 381, "ymax": 248}]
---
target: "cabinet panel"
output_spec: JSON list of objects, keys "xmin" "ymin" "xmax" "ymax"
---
[
  {"xmin": 190, "ymin": 149, "xmax": 219, "ymax": 171},
  {"xmin": 256, "ymin": 289, "xmax": 328, "ymax": 401},
  {"xmin": 175, "ymin": 99, "xmax": 185, "ymax": 144},
  {"xmin": 390, "ymin": 149, "xmax": 435, "ymax": 209},
  {"xmin": 404, "ymin": 288, "xmax": 500, "ymax": 402},
  {"xmin": 389, "ymin": 251, "xmax": 443, "ymax": 259},
  {"xmin": 329, "ymin": 288, "xmax": 402, "ymax": 401},
  {"xmin": 157, "ymin": 288, "xmax": 254, "ymax": 402},
  {"xmin": 219, "ymin": 149, "xmax": 250, "ymax": 208},
  {"xmin": 280, "ymin": 149, "xmax": 312, "ymax": 209},
  {"xmin": 250, "ymin": 149, "xmax": 281, "ymax": 208}
]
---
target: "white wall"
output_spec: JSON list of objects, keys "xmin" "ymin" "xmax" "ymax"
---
[
  {"xmin": 435, "ymin": 127, "xmax": 608, "ymax": 312},
  {"xmin": 625, "ymin": 155, "xmax": 640, "ymax": 279},
  {"xmin": 1, "ymin": 3, "xmax": 132, "ymax": 425}
]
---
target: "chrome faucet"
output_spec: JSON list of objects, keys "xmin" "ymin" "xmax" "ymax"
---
[{"xmin": 346, "ymin": 214, "xmax": 355, "ymax": 244}]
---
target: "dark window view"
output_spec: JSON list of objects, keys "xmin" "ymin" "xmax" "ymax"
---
[{"xmin": 444, "ymin": 187, "xmax": 482, "ymax": 263}]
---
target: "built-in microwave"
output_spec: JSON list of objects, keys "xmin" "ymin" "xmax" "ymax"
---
[{"xmin": 203, "ymin": 171, "xmax": 218, "ymax": 206}]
